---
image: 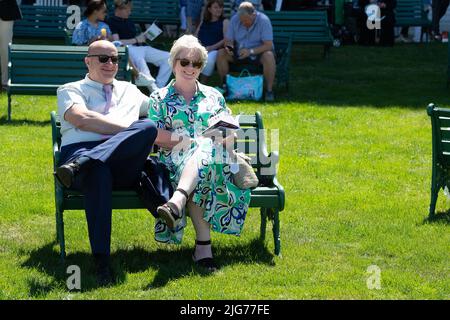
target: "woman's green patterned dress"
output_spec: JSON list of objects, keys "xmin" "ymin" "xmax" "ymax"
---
[{"xmin": 148, "ymin": 80, "xmax": 251, "ymax": 244}]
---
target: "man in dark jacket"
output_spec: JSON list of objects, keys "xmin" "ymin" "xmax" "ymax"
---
[
  {"xmin": 358, "ymin": 0, "xmax": 396, "ymax": 46},
  {"xmin": 0, "ymin": 0, "xmax": 22, "ymax": 88},
  {"xmin": 433, "ymin": 0, "xmax": 450, "ymax": 40}
]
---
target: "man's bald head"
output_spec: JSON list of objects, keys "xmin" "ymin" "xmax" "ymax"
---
[
  {"xmin": 88, "ymin": 40, "xmax": 118, "ymax": 55},
  {"xmin": 85, "ymin": 40, "xmax": 119, "ymax": 84}
]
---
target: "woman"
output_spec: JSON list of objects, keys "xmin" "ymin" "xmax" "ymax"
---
[
  {"xmin": 72, "ymin": 0, "xmax": 112, "ymax": 45},
  {"xmin": 148, "ymin": 35, "xmax": 251, "ymax": 271},
  {"xmin": 0, "ymin": 0, "xmax": 22, "ymax": 89},
  {"xmin": 195, "ymin": 0, "xmax": 229, "ymax": 83}
]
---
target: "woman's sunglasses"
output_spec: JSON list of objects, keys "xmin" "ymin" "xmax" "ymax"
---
[
  {"xmin": 87, "ymin": 54, "xmax": 120, "ymax": 64},
  {"xmin": 177, "ymin": 58, "xmax": 203, "ymax": 69}
]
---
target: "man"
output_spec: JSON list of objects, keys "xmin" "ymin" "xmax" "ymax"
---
[
  {"xmin": 56, "ymin": 40, "xmax": 179, "ymax": 286},
  {"xmin": 216, "ymin": 1, "xmax": 276, "ymax": 101},
  {"xmin": 231, "ymin": 0, "xmax": 264, "ymax": 15},
  {"xmin": 358, "ymin": 0, "xmax": 396, "ymax": 46},
  {"xmin": 106, "ymin": 0, "xmax": 171, "ymax": 92},
  {"xmin": 433, "ymin": 0, "xmax": 450, "ymax": 41}
]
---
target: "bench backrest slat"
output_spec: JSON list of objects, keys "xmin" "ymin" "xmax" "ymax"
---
[
  {"xmin": 429, "ymin": 106, "xmax": 450, "ymax": 165},
  {"xmin": 14, "ymin": 5, "xmax": 69, "ymax": 38},
  {"xmin": 266, "ymin": 10, "xmax": 332, "ymax": 43},
  {"xmin": 9, "ymin": 44, "xmax": 130, "ymax": 86},
  {"xmin": 395, "ymin": 0, "xmax": 430, "ymax": 26}
]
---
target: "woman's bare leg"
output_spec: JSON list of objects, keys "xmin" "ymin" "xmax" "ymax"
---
[
  {"xmin": 168, "ymin": 150, "xmax": 201, "ymax": 212},
  {"xmin": 188, "ymin": 201, "xmax": 212, "ymax": 260}
]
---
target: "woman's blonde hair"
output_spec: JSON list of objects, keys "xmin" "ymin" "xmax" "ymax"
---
[{"xmin": 169, "ymin": 35, "xmax": 208, "ymax": 71}]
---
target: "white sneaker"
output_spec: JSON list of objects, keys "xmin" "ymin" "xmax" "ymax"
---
[
  {"xmin": 148, "ymin": 82, "xmax": 159, "ymax": 93},
  {"xmin": 398, "ymin": 34, "xmax": 412, "ymax": 43},
  {"xmin": 135, "ymin": 73, "xmax": 156, "ymax": 87}
]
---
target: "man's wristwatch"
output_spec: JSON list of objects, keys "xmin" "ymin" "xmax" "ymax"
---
[{"xmin": 250, "ymin": 48, "xmax": 255, "ymax": 55}]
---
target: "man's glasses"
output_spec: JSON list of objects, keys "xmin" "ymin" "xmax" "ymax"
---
[
  {"xmin": 177, "ymin": 58, "xmax": 203, "ymax": 69},
  {"xmin": 87, "ymin": 55, "xmax": 120, "ymax": 64}
]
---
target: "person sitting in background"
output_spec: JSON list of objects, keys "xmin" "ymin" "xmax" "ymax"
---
[
  {"xmin": 195, "ymin": 0, "xmax": 229, "ymax": 83},
  {"xmin": 107, "ymin": 0, "xmax": 171, "ymax": 92},
  {"xmin": 0, "ymin": 0, "xmax": 22, "ymax": 90},
  {"xmin": 216, "ymin": 1, "xmax": 276, "ymax": 101},
  {"xmin": 357, "ymin": 0, "xmax": 396, "ymax": 46},
  {"xmin": 72, "ymin": 0, "xmax": 112, "ymax": 45},
  {"xmin": 432, "ymin": 0, "xmax": 450, "ymax": 41},
  {"xmin": 180, "ymin": 0, "xmax": 188, "ymax": 33},
  {"xmin": 187, "ymin": 0, "xmax": 205, "ymax": 34},
  {"xmin": 231, "ymin": 0, "xmax": 264, "ymax": 16},
  {"xmin": 148, "ymin": 35, "xmax": 251, "ymax": 272}
]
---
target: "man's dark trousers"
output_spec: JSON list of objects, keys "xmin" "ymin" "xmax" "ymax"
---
[
  {"xmin": 59, "ymin": 119, "xmax": 157, "ymax": 256},
  {"xmin": 433, "ymin": 0, "xmax": 450, "ymax": 35}
]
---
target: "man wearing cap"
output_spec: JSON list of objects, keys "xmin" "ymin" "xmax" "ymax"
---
[{"xmin": 216, "ymin": 1, "xmax": 276, "ymax": 101}]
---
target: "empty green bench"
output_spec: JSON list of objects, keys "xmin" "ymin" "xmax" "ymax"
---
[
  {"xmin": 265, "ymin": 10, "xmax": 333, "ymax": 57},
  {"xmin": 395, "ymin": 0, "xmax": 431, "ymax": 42},
  {"xmin": 13, "ymin": 5, "xmax": 69, "ymax": 40},
  {"xmin": 51, "ymin": 111, "xmax": 285, "ymax": 260},
  {"xmin": 427, "ymin": 103, "xmax": 450, "ymax": 217},
  {"xmin": 6, "ymin": 44, "xmax": 131, "ymax": 121}
]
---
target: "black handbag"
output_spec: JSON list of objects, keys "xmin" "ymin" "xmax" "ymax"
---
[{"xmin": 136, "ymin": 157, "xmax": 173, "ymax": 218}]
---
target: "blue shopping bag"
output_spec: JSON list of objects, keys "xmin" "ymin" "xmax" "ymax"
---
[{"xmin": 226, "ymin": 69, "xmax": 263, "ymax": 101}]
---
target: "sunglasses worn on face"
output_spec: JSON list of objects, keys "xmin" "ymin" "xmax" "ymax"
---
[
  {"xmin": 177, "ymin": 58, "xmax": 203, "ymax": 69},
  {"xmin": 87, "ymin": 55, "xmax": 120, "ymax": 64}
]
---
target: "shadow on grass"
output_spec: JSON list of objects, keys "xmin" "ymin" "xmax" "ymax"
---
[
  {"xmin": 21, "ymin": 238, "xmax": 274, "ymax": 296},
  {"xmin": 423, "ymin": 211, "xmax": 450, "ymax": 225},
  {"xmin": 0, "ymin": 116, "xmax": 50, "ymax": 126}
]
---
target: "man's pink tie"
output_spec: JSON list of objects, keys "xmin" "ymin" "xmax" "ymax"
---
[{"xmin": 103, "ymin": 84, "xmax": 112, "ymax": 114}]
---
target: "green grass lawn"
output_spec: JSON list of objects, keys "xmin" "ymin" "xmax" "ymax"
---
[{"xmin": 0, "ymin": 43, "xmax": 449, "ymax": 299}]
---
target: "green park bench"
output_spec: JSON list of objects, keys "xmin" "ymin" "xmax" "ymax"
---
[
  {"xmin": 265, "ymin": 10, "xmax": 333, "ymax": 57},
  {"xmin": 6, "ymin": 44, "xmax": 131, "ymax": 121},
  {"xmin": 51, "ymin": 111, "xmax": 285, "ymax": 260},
  {"xmin": 13, "ymin": 5, "xmax": 69, "ymax": 40},
  {"xmin": 395, "ymin": 0, "xmax": 431, "ymax": 42},
  {"xmin": 427, "ymin": 103, "xmax": 450, "ymax": 217},
  {"xmin": 229, "ymin": 34, "xmax": 293, "ymax": 92}
]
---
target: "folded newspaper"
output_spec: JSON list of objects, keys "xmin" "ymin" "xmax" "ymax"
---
[
  {"xmin": 202, "ymin": 113, "xmax": 239, "ymax": 137},
  {"xmin": 145, "ymin": 22, "xmax": 163, "ymax": 41}
]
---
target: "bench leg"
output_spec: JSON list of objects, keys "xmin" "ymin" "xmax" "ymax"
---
[
  {"xmin": 272, "ymin": 209, "xmax": 281, "ymax": 256},
  {"xmin": 323, "ymin": 45, "xmax": 330, "ymax": 59},
  {"xmin": 429, "ymin": 185, "xmax": 439, "ymax": 218},
  {"xmin": 7, "ymin": 93, "xmax": 11, "ymax": 121},
  {"xmin": 260, "ymin": 208, "xmax": 267, "ymax": 241},
  {"xmin": 267, "ymin": 208, "xmax": 281, "ymax": 256},
  {"xmin": 56, "ymin": 209, "xmax": 66, "ymax": 261}
]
